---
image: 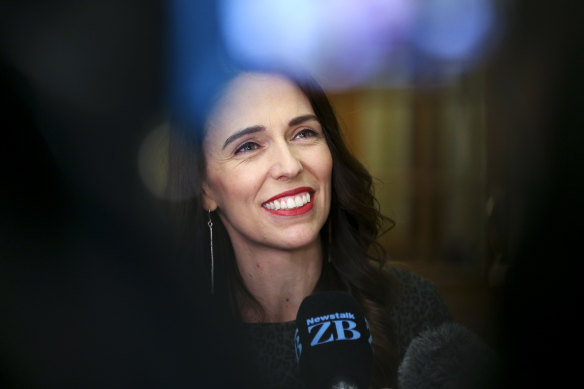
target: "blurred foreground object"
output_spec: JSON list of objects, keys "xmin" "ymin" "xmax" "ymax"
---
[{"xmin": 218, "ymin": 0, "xmax": 498, "ymax": 89}]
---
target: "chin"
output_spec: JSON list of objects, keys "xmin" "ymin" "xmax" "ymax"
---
[{"xmin": 275, "ymin": 231, "xmax": 322, "ymax": 252}]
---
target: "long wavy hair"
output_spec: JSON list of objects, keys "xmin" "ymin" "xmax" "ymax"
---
[{"xmin": 166, "ymin": 70, "xmax": 400, "ymax": 388}]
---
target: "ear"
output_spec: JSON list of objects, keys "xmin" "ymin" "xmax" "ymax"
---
[{"xmin": 201, "ymin": 181, "xmax": 218, "ymax": 212}]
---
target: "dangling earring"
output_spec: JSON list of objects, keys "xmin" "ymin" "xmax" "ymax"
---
[
  {"xmin": 327, "ymin": 221, "xmax": 333, "ymax": 264},
  {"xmin": 208, "ymin": 209, "xmax": 214, "ymax": 294}
]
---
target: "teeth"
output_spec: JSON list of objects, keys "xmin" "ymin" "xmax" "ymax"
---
[
  {"xmin": 294, "ymin": 195, "xmax": 302, "ymax": 207},
  {"xmin": 263, "ymin": 192, "xmax": 311, "ymax": 211}
]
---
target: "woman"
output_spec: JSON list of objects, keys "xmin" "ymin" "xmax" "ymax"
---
[{"xmin": 166, "ymin": 70, "xmax": 453, "ymax": 388}]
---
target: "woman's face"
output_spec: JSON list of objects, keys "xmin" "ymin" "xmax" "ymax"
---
[{"xmin": 202, "ymin": 73, "xmax": 332, "ymax": 253}]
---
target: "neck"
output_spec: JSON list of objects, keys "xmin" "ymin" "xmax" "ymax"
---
[{"xmin": 233, "ymin": 241, "xmax": 323, "ymax": 323}]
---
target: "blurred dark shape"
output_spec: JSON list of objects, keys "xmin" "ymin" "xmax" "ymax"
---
[
  {"xmin": 398, "ymin": 322, "xmax": 499, "ymax": 389},
  {"xmin": 487, "ymin": 0, "xmax": 583, "ymax": 386},
  {"xmin": 0, "ymin": 1, "xmax": 249, "ymax": 387}
]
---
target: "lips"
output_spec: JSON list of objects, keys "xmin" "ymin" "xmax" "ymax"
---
[{"xmin": 262, "ymin": 187, "xmax": 315, "ymax": 216}]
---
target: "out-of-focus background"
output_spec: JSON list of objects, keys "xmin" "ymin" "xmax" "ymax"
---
[
  {"xmin": 2, "ymin": 0, "xmax": 581, "ymax": 387},
  {"xmin": 327, "ymin": 69, "xmax": 497, "ymax": 345}
]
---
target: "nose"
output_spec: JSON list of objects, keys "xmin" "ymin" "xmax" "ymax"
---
[{"xmin": 269, "ymin": 141, "xmax": 303, "ymax": 180}]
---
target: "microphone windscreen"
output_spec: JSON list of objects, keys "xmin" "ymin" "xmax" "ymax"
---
[
  {"xmin": 294, "ymin": 291, "xmax": 373, "ymax": 389},
  {"xmin": 398, "ymin": 322, "xmax": 499, "ymax": 389}
]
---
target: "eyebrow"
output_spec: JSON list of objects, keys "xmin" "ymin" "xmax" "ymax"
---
[
  {"xmin": 288, "ymin": 114, "xmax": 319, "ymax": 127},
  {"xmin": 221, "ymin": 114, "xmax": 320, "ymax": 150},
  {"xmin": 222, "ymin": 125, "xmax": 265, "ymax": 150}
]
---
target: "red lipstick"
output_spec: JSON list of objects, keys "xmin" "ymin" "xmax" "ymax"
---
[
  {"xmin": 262, "ymin": 186, "xmax": 315, "ymax": 216},
  {"xmin": 263, "ymin": 186, "xmax": 314, "ymax": 203}
]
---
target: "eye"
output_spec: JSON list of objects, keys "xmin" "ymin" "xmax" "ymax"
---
[
  {"xmin": 294, "ymin": 128, "xmax": 319, "ymax": 139},
  {"xmin": 234, "ymin": 141, "xmax": 260, "ymax": 155}
]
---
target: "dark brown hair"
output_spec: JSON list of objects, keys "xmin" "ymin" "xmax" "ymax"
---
[{"xmin": 166, "ymin": 70, "xmax": 399, "ymax": 388}]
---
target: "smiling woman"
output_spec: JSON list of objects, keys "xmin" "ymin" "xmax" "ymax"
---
[
  {"xmin": 202, "ymin": 74, "xmax": 332, "ymax": 271},
  {"xmin": 164, "ymin": 69, "xmax": 492, "ymax": 389}
]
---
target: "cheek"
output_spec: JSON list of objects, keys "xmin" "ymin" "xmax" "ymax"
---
[
  {"xmin": 204, "ymin": 165, "xmax": 231, "ymax": 207},
  {"xmin": 207, "ymin": 175, "xmax": 236, "ymax": 206},
  {"xmin": 206, "ymin": 167, "xmax": 257, "ymax": 208},
  {"xmin": 316, "ymin": 147, "xmax": 333, "ymax": 184}
]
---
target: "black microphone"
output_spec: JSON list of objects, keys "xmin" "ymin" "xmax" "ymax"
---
[
  {"xmin": 294, "ymin": 291, "xmax": 373, "ymax": 389},
  {"xmin": 398, "ymin": 322, "xmax": 499, "ymax": 389}
]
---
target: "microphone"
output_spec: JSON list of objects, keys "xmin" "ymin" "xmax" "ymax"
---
[
  {"xmin": 294, "ymin": 291, "xmax": 373, "ymax": 389},
  {"xmin": 398, "ymin": 322, "xmax": 499, "ymax": 389}
]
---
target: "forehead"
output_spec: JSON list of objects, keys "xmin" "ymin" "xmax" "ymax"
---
[{"xmin": 206, "ymin": 73, "xmax": 314, "ymax": 137}]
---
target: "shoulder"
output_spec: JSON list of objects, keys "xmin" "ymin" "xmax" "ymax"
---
[{"xmin": 383, "ymin": 263, "xmax": 453, "ymax": 358}]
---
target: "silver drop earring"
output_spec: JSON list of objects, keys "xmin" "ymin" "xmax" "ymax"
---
[{"xmin": 208, "ymin": 209, "xmax": 214, "ymax": 294}]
